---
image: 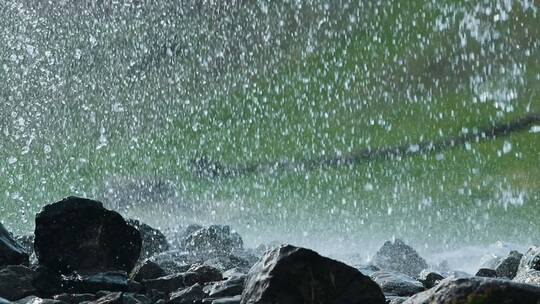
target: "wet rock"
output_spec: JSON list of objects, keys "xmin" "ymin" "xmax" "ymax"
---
[
  {"xmin": 14, "ymin": 296, "xmax": 66, "ymax": 304},
  {"xmin": 494, "ymin": 250, "xmax": 522, "ymax": 279},
  {"xmin": 513, "ymin": 246, "xmax": 540, "ymax": 286},
  {"xmin": 127, "ymin": 219, "xmax": 169, "ymax": 260},
  {"xmin": 62, "ymin": 271, "xmax": 129, "ymax": 293},
  {"xmin": 210, "ymin": 296, "xmax": 241, "ymax": 304},
  {"xmin": 519, "ymin": 246, "xmax": 540, "ymax": 271},
  {"xmin": 143, "ymin": 273, "xmax": 186, "ymax": 293},
  {"xmin": 241, "ymin": 244, "xmax": 385, "ymax": 304},
  {"xmin": 0, "ymin": 223, "xmax": 29, "ymax": 266},
  {"xmin": 207, "ymin": 275, "xmax": 245, "ymax": 298},
  {"xmin": 149, "ymin": 250, "xmax": 193, "ymax": 275},
  {"xmin": 122, "ymin": 293, "xmax": 151, "ymax": 304},
  {"xmin": 186, "ymin": 264, "xmax": 223, "ymax": 285},
  {"xmin": 475, "ymin": 268, "xmax": 497, "ymax": 278},
  {"xmin": 357, "ymin": 265, "xmax": 381, "ymax": 276},
  {"xmin": 53, "ymin": 293, "xmax": 96, "ymax": 304},
  {"xmin": 370, "ymin": 270, "xmax": 424, "ymax": 297},
  {"xmin": 402, "ymin": 277, "xmax": 540, "ymax": 304},
  {"xmin": 130, "ymin": 260, "xmax": 166, "ymax": 282},
  {"xmin": 373, "ymin": 239, "xmax": 428, "ymax": 278},
  {"xmin": 14, "ymin": 235, "xmax": 34, "ymax": 256},
  {"xmin": 0, "ymin": 265, "xmax": 36, "ymax": 300},
  {"xmin": 34, "ymin": 197, "xmax": 142, "ymax": 274},
  {"xmin": 418, "ymin": 270, "xmax": 444, "ymax": 289},
  {"xmin": 386, "ymin": 296, "xmax": 408, "ymax": 304},
  {"xmin": 183, "ymin": 225, "xmax": 243, "ymax": 256},
  {"xmin": 92, "ymin": 292, "xmax": 123, "ymax": 304},
  {"xmin": 203, "ymin": 254, "xmax": 254, "ymax": 272},
  {"xmin": 169, "ymin": 283, "xmax": 207, "ymax": 304},
  {"xmin": 513, "ymin": 269, "xmax": 540, "ymax": 285}
]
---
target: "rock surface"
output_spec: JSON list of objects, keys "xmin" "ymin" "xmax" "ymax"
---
[
  {"xmin": 169, "ymin": 283, "xmax": 207, "ymax": 304},
  {"xmin": 475, "ymin": 268, "xmax": 497, "ymax": 278},
  {"xmin": 494, "ymin": 250, "xmax": 522, "ymax": 279},
  {"xmin": 513, "ymin": 246, "xmax": 540, "ymax": 285},
  {"xmin": 0, "ymin": 265, "xmax": 36, "ymax": 300},
  {"xmin": 403, "ymin": 277, "xmax": 540, "ymax": 304},
  {"xmin": 373, "ymin": 239, "xmax": 428, "ymax": 278},
  {"xmin": 127, "ymin": 219, "xmax": 169, "ymax": 260},
  {"xmin": 241, "ymin": 244, "xmax": 385, "ymax": 304},
  {"xmin": 0, "ymin": 223, "xmax": 29, "ymax": 267},
  {"xmin": 130, "ymin": 260, "xmax": 167, "ymax": 282},
  {"xmin": 34, "ymin": 197, "xmax": 142, "ymax": 274},
  {"xmin": 183, "ymin": 225, "xmax": 243, "ymax": 256},
  {"xmin": 370, "ymin": 270, "xmax": 425, "ymax": 296},
  {"xmin": 418, "ymin": 271, "xmax": 444, "ymax": 289}
]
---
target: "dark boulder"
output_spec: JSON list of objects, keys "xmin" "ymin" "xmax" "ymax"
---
[
  {"xmin": 241, "ymin": 245, "xmax": 385, "ymax": 304},
  {"xmin": 370, "ymin": 270, "xmax": 424, "ymax": 297},
  {"xmin": 149, "ymin": 250, "xmax": 193, "ymax": 275},
  {"xmin": 169, "ymin": 283, "xmax": 207, "ymax": 304},
  {"xmin": 475, "ymin": 268, "xmax": 497, "ymax": 278},
  {"xmin": 34, "ymin": 197, "xmax": 142, "ymax": 274},
  {"xmin": 53, "ymin": 293, "xmax": 96, "ymax": 304},
  {"xmin": 494, "ymin": 250, "xmax": 522, "ymax": 279},
  {"xmin": 130, "ymin": 259, "xmax": 167, "ymax": 282},
  {"xmin": 143, "ymin": 273, "xmax": 186, "ymax": 294},
  {"xmin": 127, "ymin": 219, "xmax": 169, "ymax": 260},
  {"xmin": 403, "ymin": 277, "xmax": 540, "ymax": 304},
  {"xmin": 185, "ymin": 264, "xmax": 223, "ymax": 285},
  {"xmin": 183, "ymin": 225, "xmax": 243, "ymax": 256},
  {"xmin": 62, "ymin": 271, "xmax": 130, "ymax": 293},
  {"xmin": 0, "ymin": 223, "xmax": 29, "ymax": 266},
  {"xmin": 0, "ymin": 265, "xmax": 36, "ymax": 300},
  {"xmin": 373, "ymin": 239, "xmax": 428, "ymax": 278},
  {"xmin": 418, "ymin": 270, "xmax": 444, "ymax": 289}
]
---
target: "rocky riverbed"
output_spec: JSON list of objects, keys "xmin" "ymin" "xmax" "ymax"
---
[{"xmin": 1, "ymin": 196, "xmax": 539, "ymax": 304}]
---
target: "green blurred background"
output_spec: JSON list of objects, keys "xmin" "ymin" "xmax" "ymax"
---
[{"xmin": 0, "ymin": 1, "xmax": 539, "ymax": 256}]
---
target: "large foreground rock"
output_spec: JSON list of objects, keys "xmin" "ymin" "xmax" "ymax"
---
[
  {"xmin": 0, "ymin": 223, "xmax": 29, "ymax": 267},
  {"xmin": 0, "ymin": 265, "xmax": 36, "ymax": 300},
  {"xmin": 241, "ymin": 245, "xmax": 385, "ymax": 304},
  {"xmin": 373, "ymin": 239, "xmax": 428, "ymax": 278},
  {"xmin": 403, "ymin": 277, "xmax": 540, "ymax": 304},
  {"xmin": 34, "ymin": 197, "xmax": 142, "ymax": 274}
]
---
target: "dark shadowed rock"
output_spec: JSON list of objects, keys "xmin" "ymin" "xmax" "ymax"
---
[
  {"xmin": 418, "ymin": 270, "xmax": 445, "ymax": 289},
  {"xmin": 53, "ymin": 293, "xmax": 96, "ymax": 304},
  {"xmin": 143, "ymin": 273, "xmax": 186, "ymax": 293},
  {"xmin": 183, "ymin": 225, "xmax": 243, "ymax": 256},
  {"xmin": 0, "ymin": 265, "xmax": 36, "ymax": 300},
  {"xmin": 403, "ymin": 277, "xmax": 540, "ymax": 304},
  {"xmin": 130, "ymin": 259, "xmax": 167, "ymax": 282},
  {"xmin": 92, "ymin": 292, "xmax": 123, "ymax": 304},
  {"xmin": 122, "ymin": 293, "xmax": 152, "ymax": 304},
  {"xmin": 370, "ymin": 270, "xmax": 424, "ymax": 296},
  {"xmin": 207, "ymin": 275, "xmax": 245, "ymax": 298},
  {"xmin": 0, "ymin": 223, "xmax": 29, "ymax": 267},
  {"xmin": 127, "ymin": 219, "xmax": 169, "ymax": 260},
  {"xmin": 494, "ymin": 250, "xmax": 522, "ymax": 279},
  {"xmin": 373, "ymin": 239, "xmax": 428, "ymax": 278},
  {"xmin": 186, "ymin": 264, "xmax": 223, "ymax": 285},
  {"xmin": 241, "ymin": 245, "xmax": 385, "ymax": 304},
  {"xmin": 34, "ymin": 197, "xmax": 142, "ymax": 274},
  {"xmin": 14, "ymin": 235, "xmax": 34, "ymax": 256},
  {"xmin": 475, "ymin": 268, "xmax": 497, "ymax": 278},
  {"xmin": 169, "ymin": 283, "xmax": 207, "ymax": 304},
  {"xmin": 63, "ymin": 271, "xmax": 129, "ymax": 293}
]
